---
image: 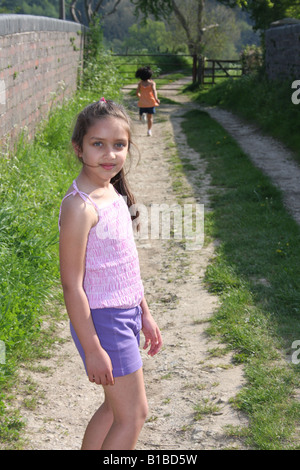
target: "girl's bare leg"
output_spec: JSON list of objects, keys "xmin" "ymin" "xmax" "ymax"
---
[
  {"xmin": 101, "ymin": 368, "xmax": 148, "ymax": 450},
  {"xmin": 81, "ymin": 368, "xmax": 147, "ymax": 450},
  {"xmin": 81, "ymin": 399, "xmax": 114, "ymax": 450}
]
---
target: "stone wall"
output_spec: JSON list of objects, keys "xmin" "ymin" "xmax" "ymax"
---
[
  {"xmin": 0, "ymin": 15, "xmax": 85, "ymax": 147},
  {"xmin": 265, "ymin": 19, "xmax": 300, "ymax": 81}
]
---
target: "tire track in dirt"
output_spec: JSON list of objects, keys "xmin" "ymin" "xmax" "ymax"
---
[{"xmin": 203, "ymin": 107, "xmax": 300, "ymax": 226}]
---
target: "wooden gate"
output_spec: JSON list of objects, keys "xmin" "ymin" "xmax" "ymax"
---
[
  {"xmin": 111, "ymin": 54, "xmax": 243, "ymax": 87},
  {"xmin": 111, "ymin": 53, "xmax": 193, "ymax": 89},
  {"xmin": 199, "ymin": 58, "xmax": 243, "ymax": 85}
]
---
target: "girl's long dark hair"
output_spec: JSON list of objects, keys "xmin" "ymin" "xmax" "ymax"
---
[
  {"xmin": 72, "ymin": 99, "xmax": 138, "ymax": 212},
  {"xmin": 111, "ymin": 168, "xmax": 136, "ymax": 209}
]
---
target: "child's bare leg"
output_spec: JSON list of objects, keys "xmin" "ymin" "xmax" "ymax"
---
[
  {"xmin": 147, "ymin": 113, "xmax": 153, "ymax": 131},
  {"xmin": 101, "ymin": 368, "xmax": 148, "ymax": 450},
  {"xmin": 81, "ymin": 399, "xmax": 113, "ymax": 450}
]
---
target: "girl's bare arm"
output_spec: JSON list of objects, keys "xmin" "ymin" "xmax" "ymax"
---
[
  {"xmin": 140, "ymin": 297, "xmax": 162, "ymax": 357},
  {"xmin": 151, "ymin": 81, "xmax": 160, "ymax": 104},
  {"xmin": 59, "ymin": 196, "xmax": 114, "ymax": 385}
]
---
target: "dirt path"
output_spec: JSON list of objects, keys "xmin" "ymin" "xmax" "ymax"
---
[
  {"xmin": 204, "ymin": 107, "xmax": 300, "ymax": 226},
  {"xmin": 123, "ymin": 84, "xmax": 249, "ymax": 450},
  {"xmin": 14, "ymin": 79, "xmax": 290, "ymax": 450}
]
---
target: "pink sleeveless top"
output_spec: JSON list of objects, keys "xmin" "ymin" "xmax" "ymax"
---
[
  {"xmin": 59, "ymin": 180, "xmax": 144, "ymax": 309},
  {"xmin": 138, "ymin": 82, "xmax": 159, "ymax": 108}
]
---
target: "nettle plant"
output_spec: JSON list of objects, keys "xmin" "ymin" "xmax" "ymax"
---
[{"xmin": 82, "ymin": 19, "xmax": 123, "ymax": 97}]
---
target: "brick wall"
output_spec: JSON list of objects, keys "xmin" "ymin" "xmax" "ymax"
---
[
  {"xmin": 265, "ymin": 19, "xmax": 300, "ymax": 81},
  {"xmin": 0, "ymin": 14, "xmax": 85, "ymax": 147}
]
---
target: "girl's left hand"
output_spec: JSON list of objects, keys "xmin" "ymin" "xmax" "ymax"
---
[{"xmin": 142, "ymin": 315, "xmax": 163, "ymax": 357}]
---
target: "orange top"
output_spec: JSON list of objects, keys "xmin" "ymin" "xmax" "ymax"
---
[{"xmin": 137, "ymin": 82, "xmax": 159, "ymax": 108}]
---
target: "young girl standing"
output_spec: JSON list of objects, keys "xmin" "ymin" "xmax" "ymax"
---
[
  {"xmin": 59, "ymin": 98, "xmax": 162, "ymax": 450},
  {"xmin": 136, "ymin": 66, "xmax": 160, "ymax": 136}
]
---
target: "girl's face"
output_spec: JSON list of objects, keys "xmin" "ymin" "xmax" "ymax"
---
[{"xmin": 75, "ymin": 117, "xmax": 129, "ymax": 181}]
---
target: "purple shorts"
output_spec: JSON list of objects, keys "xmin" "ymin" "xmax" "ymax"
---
[{"xmin": 70, "ymin": 305, "xmax": 143, "ymax": 378}]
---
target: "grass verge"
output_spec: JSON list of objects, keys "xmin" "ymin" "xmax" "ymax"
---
[
  {"xmin": 185, "ymin": 73, "xmax": 300, "ymax": 166},
  {"xmin": 180, "ymin": 109, "xmax": 300, "ymax": 450}
]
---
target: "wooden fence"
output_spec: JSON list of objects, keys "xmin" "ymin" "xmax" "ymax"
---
[
  {"xmin": 111, "ymin": 54, "xmax": 243, "ymax": 87},
  {"xmin": 199, "ymin": 58, "xmax": 243, "ymax": 85}
]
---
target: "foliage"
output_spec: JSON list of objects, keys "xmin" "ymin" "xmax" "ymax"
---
[
  {"xmin": 110, "ymin": 0, "xmax": 258, "ymax": 57},
  {"xmin": 102, "ymin": 0, "xmax": 138, "ymax": 44},
  {"xmin": 0, "ymin": 0, "xmax": 60, "ymax": 17},
  {"xmin": 123, "ymin": 19, "xmax": 173, "ymax": 53},
  {"xmin": 240, "ymin": 44, "xmax": 263, "ymax": 74},
  {"xmin": 1, "ymin": 0, "xmax": 260, "ymax": 59},
  {"xmin": 69, "ymin": 0, "xmax": 122, "ymax": 25},
  {"xmin": 82, "ymin": 18, "xmax": 123, "ymax": 95},
  {"xmin": 0, "ymin": 94, "xmax": 82, "ymax": 446},
  {"xmin": 133, "ymin": 0, "xmax": 259, "ymax": 57},
  {"xmin": 201, "ymin": 0, "xmax": 244, "ymax": 58},
  {"xmin": 132, "ymin": 0, "xmax": 173, "ymax": 19},
  {"xmin": 218, "ymin": 0, "xmax": 300, "ymax": 30}
]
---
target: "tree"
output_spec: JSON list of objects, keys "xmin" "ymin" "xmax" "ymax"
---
[
  {"xmin": 0, "ymin": 0, "xmax": 60, "ymax": 17},
  {"xmin": 217, "ymin": 0, "xmax": 300, "ymax": 30},
  {"xmin": 163, "ymin": 0, "xmax": 242, "ymax": 57},
  {"xmin": 101, "ymin": 0, "xmax": 137, "ymax": 44},
  {"xmin": 133, "ymin": 0, "xmax": 221, "ymax": 82},
  {"xmin": 124, "ymin": 19, "xmax": 172, "ymax": 52},
  {"xmin": 70, "ymin": 0, "xmax": 122, "ymax": 24},
  {"xmin": 201, "ymin": 1, "xmax": 242, "ymax": 58},
  {"xmin": 133, "ymin": 0, "xmax": 219, "ymax": 56}
]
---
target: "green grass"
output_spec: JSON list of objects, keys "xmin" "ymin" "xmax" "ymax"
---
[
  {"xmin": 111, "ymin": 54, "xmax": 193, "ymax": 86},
  {"xmin": 180, "ymin": 109, "xmax": 300, "ymax": 449},
  {"xmin": 185, "ymin": 73, "xmax": 300, "ymax": 166}
]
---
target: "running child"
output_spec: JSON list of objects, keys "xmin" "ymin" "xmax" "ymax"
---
[
  {"xmin": 136, "ymin": 66, "xmax": 160, "ymax": 136},
  {"xmin": 59, "ymin": 98, "xmax": 162, "ymax": 450}
]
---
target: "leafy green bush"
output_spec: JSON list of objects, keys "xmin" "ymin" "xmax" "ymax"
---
[{"xmin": 82, "ymin": 18, "xmax": 123, "ymax": 96}]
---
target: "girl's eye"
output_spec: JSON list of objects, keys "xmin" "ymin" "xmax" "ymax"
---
[
  {"xmin": 115, "ymin": 142, "xmax": 127, "ymax": 149},
  {"xmin": 93, "ymin": 142, "xmax": 102, "ymax": 147}
]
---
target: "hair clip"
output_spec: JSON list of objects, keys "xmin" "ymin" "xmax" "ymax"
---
[{"xmin": 100, "ymin": 97, "xmax": 107, "ymax": 103}]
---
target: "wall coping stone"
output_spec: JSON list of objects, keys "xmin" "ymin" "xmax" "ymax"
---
[
  {"xmin": 270, "ymin": 17, "xmax": 300, "ymax": 28},
  {"xmin": 0, "ymin": 14, "xmax": 85, "ymax": 36}
]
